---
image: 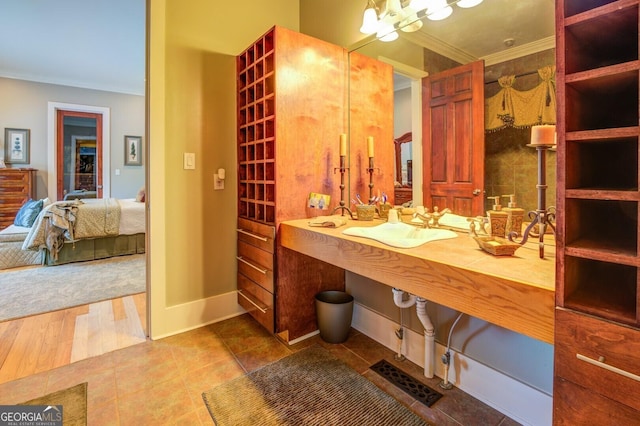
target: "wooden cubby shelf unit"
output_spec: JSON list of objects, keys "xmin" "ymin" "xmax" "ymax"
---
[
  {"xmin": 237, "ymin": 30, "xmax": 276, "ymax": 225},
  {"xmin": 555, "ymin": 0, "xmax": 640, "ymax": 422},
  {"xmin": 558, "ymin": 0, "xmax": 640, "ymax": 326}
]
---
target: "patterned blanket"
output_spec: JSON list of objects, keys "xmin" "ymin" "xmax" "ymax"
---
[{"xmin": 22, "ymin": 198, "xmax": 121, "ymax": 259}]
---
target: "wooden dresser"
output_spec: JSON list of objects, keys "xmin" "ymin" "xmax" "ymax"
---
[{"xmin": 0, "ymin": 168, "xmax": 37, "ymax": 230}]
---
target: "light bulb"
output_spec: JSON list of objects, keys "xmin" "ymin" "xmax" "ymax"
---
[
  {"xmin": 457, "ymin": 0, "xmax": 483, "ymax": 8},
  {"xmin": 360, "ymin": 7, "xmax": 379, "ymax": 34},
  {"xmin": 427, "ymin": 0, "xmax": 452, "ymax": 20},
  {"xmin": 408, "ymin": 0, "xmax": 429, "ymax": 12}
]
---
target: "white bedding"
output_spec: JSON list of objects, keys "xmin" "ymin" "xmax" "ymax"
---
[
  {"xmin": 71, "ymin": 198, "xmax": 145, "ymax": 235},
  {"xmin": 117, "ymin": 198, "xmax": 146, "ymax": 235}
]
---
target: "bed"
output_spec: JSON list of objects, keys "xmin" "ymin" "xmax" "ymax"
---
[{"xmin": 0, "ymin": 198, "xmax": 145, "ymax": 269}]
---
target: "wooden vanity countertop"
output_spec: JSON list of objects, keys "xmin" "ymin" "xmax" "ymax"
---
[{"xmin": 279, "ymin": 217, "xmax": 555, "ymax": 344}]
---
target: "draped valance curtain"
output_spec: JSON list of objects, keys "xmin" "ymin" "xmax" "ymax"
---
[{"xmin": 485, "ymin": 66, "xmax": 556, "ymax": 132}]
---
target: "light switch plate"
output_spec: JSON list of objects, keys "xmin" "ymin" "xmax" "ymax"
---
[
  {"xmin": 183, "ymin": 153, "xmax": 195, "ymax": 170},
  {"xmin": 214, "ymin": 173, "xmax": 224, "ymax": 190}
]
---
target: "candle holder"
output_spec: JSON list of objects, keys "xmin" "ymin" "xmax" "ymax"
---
[
  {"xmin": 332, "ymin": 154, "xmax": 353, "ymax": 218},
  {"xmin": 366, "ymin": 157, "xmax": 381, "ymax": 203},
  {"xmin": 508, "ymin": 144, "xmax": 556, "ymax": 258}
]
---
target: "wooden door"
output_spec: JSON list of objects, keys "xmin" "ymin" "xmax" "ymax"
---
[
  {"xmin": 422, "ymin": 60, "xmax": 484, "ymax": 217},
  {"xmin": 56, "ymin": 110, "xmax": 103, "ymax": 200}
]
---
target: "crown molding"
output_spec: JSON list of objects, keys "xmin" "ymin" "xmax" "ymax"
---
[
  {"xmin": 399, "ymin": 30, "xmax": 477, "ymax": 65},
  {"xmin": 481, "ymin": 36, "xmax": 556, "ymax": 66}
]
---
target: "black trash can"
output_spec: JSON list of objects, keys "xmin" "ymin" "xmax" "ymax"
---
[{"xmin": 315, "ymin": 290, "xmax": 354, "ymax": 343}]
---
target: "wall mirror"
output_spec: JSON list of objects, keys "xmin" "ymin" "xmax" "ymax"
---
[{"xmin": 348, "ymin": 0, "xmax": 556, "ymax": 216}]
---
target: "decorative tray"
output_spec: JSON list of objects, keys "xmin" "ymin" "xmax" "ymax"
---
[{"xmin": 473, "ymin": 236, "xmax": 521, "ymax": 256}]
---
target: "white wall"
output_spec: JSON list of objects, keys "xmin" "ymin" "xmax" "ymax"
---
[{"xmin": 0, "ymin": 77, "xmax": 145, "ymax": 199}]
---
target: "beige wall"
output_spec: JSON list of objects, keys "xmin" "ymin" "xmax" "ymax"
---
[
  {"xmin": 148, "ymin": 0, "xmax": 299, "ymax": 338},
  {"xmin": 0, "ymin": 77, "xmax": 144, "ymax": 199}
]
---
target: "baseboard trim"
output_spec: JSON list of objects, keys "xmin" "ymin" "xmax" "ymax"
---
[
  {"xmin": 352, "ymin": 302, "xmax": 552, "ymax": 426},
  {"xmin": 151, "ymin": 291, "xmax": 246, "ymax": 340}
]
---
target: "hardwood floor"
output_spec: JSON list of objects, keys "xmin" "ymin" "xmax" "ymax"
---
[{"xmin": 0, "ymin": 293, "xmax": 147, "ymax": 384}]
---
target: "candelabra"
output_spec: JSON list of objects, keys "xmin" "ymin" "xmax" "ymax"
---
[
  {"xmin": 366, "ymin": 157, "xmax": 380, "ymax": 203},
  {"xmin": 332, "ymin": 154, "xmax": 353, "ymax": 218},
  {"xmin": 508, "ymin": 144, "xmax": 556, "ymax": 258}
]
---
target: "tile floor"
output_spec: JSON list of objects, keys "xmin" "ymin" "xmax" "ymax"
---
[{"xmin": 0, "ymin": 314, "xmax": 521, "ymax": 425}]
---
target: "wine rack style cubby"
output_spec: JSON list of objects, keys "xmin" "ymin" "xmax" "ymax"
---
[
  {"xmin": 554, "ymin": 0, "xmax": 640, "ymax": 423},
  {"xmin": 237, "ymin": 30, "xmax": 276, "ymax": 224}
]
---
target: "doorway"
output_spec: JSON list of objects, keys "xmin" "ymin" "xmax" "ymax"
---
[
  {"xmin": 47, "ymin": 102, "xmax": 111, "ymax": 202},
  {"xmin": 56, "ymin": 110, "xmax": 103, "ymax": 200}
]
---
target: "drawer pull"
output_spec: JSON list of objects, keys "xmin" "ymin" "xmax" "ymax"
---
[
  {"xmin": 236, "ymin": 256, "xmax": 268, "ymax": 274},
  {"xmin": 577, "ymin": 353, "xmax": 640, "ymax": 382},
  {"xmin": 237, "ymin": 290, "xmax": 267, "ymax": 314},
  {"xmin": 237, "ymin": 228, "xmax": 268, "ymax": 242}
]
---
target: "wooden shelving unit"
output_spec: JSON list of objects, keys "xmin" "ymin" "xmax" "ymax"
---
[
  {"xmin": 235, "ymin": 26, "xmax": 352, "ymax": 341},
  {"xmin": 237, "ymin": 30, "xmax": 276, "ymax": 224},
  {"xmin": 555, "ymin": 0, "xmax": 640, "ymax": 423}
]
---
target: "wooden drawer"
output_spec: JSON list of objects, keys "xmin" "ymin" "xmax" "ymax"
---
[
  {"xmin": 0, "ymin": 169, "xmax": 37, "ymax": 230},
  {"xmin": 555, "ymin": 308, "xmax": 640, "ymax": 412},
  {"xmin": 553, "ymin": 377, "xmax": 640, "ymax": 425},
  {"xmin": 237, "ymin": 218, "xmax": 275, "ymax": 253},
  {"xmin": 237, "ymin": 240, "xmax": 274, "ymax": 293},
  {"xmin": 237, "ymin": 273, "xmax": 274, "ymax": 333}
]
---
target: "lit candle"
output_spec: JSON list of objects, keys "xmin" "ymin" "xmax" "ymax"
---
[
  {"xmin": 530, "ymin": 125, "xmax": 556, "ymax": 146},
  {"xmin": 339, "ymin": 133, "xmax": 347, "ymax": 156},
  {"xmin": 367, "ymin": 136, "xmax": 374, "ymax": 158}
]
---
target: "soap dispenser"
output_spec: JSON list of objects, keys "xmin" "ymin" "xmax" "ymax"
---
[
  {"xmin": 486, "ymin": 196, "xmax": 509, "ymax": 237},
  {"xmin": 502, "ymin": 194, "xmax": 525, "ymax": 237}
]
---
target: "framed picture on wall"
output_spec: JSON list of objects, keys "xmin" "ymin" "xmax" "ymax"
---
[
  {"xmin": 124, "ymin": 135, "xmax": 142, "ymax": 166},
  {"xmin": 4, "ymin": 128, "xmax": 30, "ymax": 164}
]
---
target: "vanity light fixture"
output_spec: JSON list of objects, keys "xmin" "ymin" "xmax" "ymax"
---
[
  {"xmin": 360, "ymin": 0, "xmax": 429, "ymax": 41},
  {"xmin": 360, "ymin": 0, "xmax": 484, "ymax": 41}
]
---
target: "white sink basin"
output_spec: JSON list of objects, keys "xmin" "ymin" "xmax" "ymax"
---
[{"xmin": 342, "ymin": 221, "xmax": 458, "ymax": 248}]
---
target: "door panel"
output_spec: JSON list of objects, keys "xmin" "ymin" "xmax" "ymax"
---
[{"xmin": 422, "ymin": 60, "xmax": 485, "ymax": 217}]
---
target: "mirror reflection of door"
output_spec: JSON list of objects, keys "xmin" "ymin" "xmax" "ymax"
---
[
  {"xmin": 56, "ymin": 110, "xmax": 103, "ymax": 200},
  {"xmin": 72, "ymin": 137, "xmax": 97, "ymax": 192},
  {"xmin": 422, "ymin": 60, "xmax": 485, "ymax": 217},
  {"xmin": 394, "ymin": 132, "xmax": 413, "ymax": 205}
]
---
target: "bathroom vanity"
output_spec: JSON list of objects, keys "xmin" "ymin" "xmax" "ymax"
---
[{"xmin": 279, "ymin": 217, "xmax": 555, "ymax": 344}]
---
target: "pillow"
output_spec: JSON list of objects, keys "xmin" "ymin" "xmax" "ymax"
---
[
  {"xmin": 14, "ymin": 199, "xmax": 44, "ymax": 227},
  {"xmin": 135, "ymin": 186, "xmax": 145, "ymax": 202}
]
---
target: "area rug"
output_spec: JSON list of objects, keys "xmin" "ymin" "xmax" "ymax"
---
[
  {"xmin": 202, "ymin": 346, "xmax": 428, "ymax": 426},
  {"xmin": 20, "ymin": 382, "xmax": 87, "ymax": 426},
  {"xmin": 0, "ymin": 254, "xmax": 145, "ymax": 322}
]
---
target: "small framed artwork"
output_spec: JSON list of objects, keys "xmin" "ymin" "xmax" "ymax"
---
[
  {"xmin": 124, "ymin": 135, "xmax": 142, "ymax": 166},
  {"xmin": 4, "ymin": 128, "xmax": 30, "ymax": 164}
]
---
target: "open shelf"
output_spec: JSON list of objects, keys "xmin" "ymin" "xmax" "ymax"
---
[
  {"xmin": 565, "ymin": 137, "xmax": 639, "ymax": 190},
  {"xmin": 564, "ymin": 198, "xmax": 638, "ymax": 257},
  {"xmin": 563, "ymin": 256, "xmax": 638, "ymax": 325},
  {"xmin": 565, "ymin": 69, "xmax": 639, "ymax": 132},
  {"xmin": 564, "ymin": 4, "xmax": 638, "ymax": 73},
  {"xmin": 564, "ymin": 0, "xmax": 635, "ymax": 19}
]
